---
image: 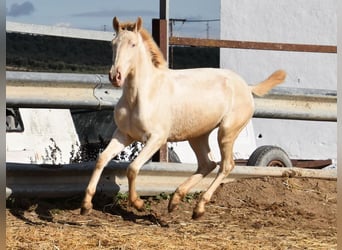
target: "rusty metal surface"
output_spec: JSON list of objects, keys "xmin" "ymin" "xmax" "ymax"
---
[
  {"xmin": 169, "ymin": 37, "xmax": 337, "ymax": 53},
  {"xmin": 152, "ymin": 18, "xmax": 169, "ymax": 161},
  {"xmin": 152, "ymin": 19, "xmax": 168, "ymax": 62},
  {"xmin": 292, "ymin": 159, "xmax": 332, "ymax": 169}
]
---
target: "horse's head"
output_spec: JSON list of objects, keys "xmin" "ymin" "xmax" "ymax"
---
[{"xmin": 109, "ymin": 16, "xmax": 143, "ymax": 87}]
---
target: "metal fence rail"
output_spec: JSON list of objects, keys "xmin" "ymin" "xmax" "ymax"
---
[
  {"xmin": 169, "ymin": 37, "xmax": 337, "ymax": 53},
  {"xmin": 6, "ymin": 71, "xmax": 337, "ymax": 121},
  {"xmin": 6, "ymin": 162, "xmax": 337, "ymax": 198},
  {"xmin": 253, "ymin": 88, "xmax": 337, "ymax": 121},
  {"xmin": 7, "ymin": 21, "xmax": 337, "ymax": 53},
  {"xmin": 6, "ymin": 71, "xmax": 120, "ymax": 109}
]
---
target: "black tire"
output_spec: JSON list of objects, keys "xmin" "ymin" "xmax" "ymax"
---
[{"xmin": 247, "ymin": 145, "xmax": 292, "ymax": 168}]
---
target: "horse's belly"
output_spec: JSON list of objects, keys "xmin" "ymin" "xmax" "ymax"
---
[
  {"xmin": 168, "ymin": 115, "xmax": 220, "ymax": 141},
  {"xmin": 167, "ymin": 94, "xmax": 228, "ymax": 141}
]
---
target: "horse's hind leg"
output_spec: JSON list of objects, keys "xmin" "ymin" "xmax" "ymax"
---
[
  {"xmin": 81, "ymin": 129, "xmax": 133, "ymax": 215},
  {"xmin": 168, "ymin": 132, "xmax": 217, "ymax": 212},
  {"xmin": 192, "ymin": 116, "xmax": 251, "ymax": 219}
]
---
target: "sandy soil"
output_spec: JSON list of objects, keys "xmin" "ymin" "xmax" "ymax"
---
[{"xmin": 6, "ymin": 176, "xmax": 336, "ymax": 250}]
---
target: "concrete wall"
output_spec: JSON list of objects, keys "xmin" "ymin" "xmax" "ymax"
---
[
  {"xmin": 6, "ymin": 108, "xmax": 80, "ymax": 164},
  {"xmin": 220, "ymin": 0, "xmax": 337, "ymax": 160}
]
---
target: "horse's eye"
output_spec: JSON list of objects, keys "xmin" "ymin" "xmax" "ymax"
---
[{"xmin": 131, "ymin": 43, "xmax": 136, "ymax": 48}]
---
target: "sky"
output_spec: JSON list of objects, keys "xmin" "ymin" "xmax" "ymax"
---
[{"xmin": 5, "ymin": 0, "xmax": 220, "ymax": 38}]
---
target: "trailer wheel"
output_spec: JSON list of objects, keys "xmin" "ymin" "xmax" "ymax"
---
[{"xmin": 247, "ymin": 145, "xmax": 292, "ymax": 168}]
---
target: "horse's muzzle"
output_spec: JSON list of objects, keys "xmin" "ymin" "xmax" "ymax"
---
[{"xmin": 109, "ymin": 71, "xmax": 123, "ymax": 87}]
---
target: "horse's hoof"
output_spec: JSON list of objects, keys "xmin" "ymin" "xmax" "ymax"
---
[
  {"xmin": 168, "ymin": 202, "xmax": 178, "ymax": 213},
  {"xmin": 192, "ymin": 210, "xmax": 204, "ymax": 220},
  {"xmin": 168, "ymin": 192, "xmax": 182, "ymax": 213},
  {"xmin": 80, "ymin": 203, "xmax": 93, "ymax": 215},
  {"xmin": 132, "ymin": 198, "xmax": 145, "ymax": 211},
  {"xmin": 192, "ymin": 203, "xmax": 205, "ymax": 220}
]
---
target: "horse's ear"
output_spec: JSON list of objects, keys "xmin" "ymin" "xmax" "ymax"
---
[
  {"xmin": 135, "ymin": 17, "xmax": 143, "ymax": 32},
  {"xmin": 113, "ymin": 16, "xmax": 120, "ymax": 32}
]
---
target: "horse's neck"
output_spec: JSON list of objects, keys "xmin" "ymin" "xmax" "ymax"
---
[{"xmin": 123, "ymin": 44, "xmax": 157, "ymax": 107}]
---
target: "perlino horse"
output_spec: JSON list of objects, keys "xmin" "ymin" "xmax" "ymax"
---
[{"xmin": 81, "ymin": 17, "xmax": 286, "ymax": 219}]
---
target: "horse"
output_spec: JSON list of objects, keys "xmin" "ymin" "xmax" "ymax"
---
[{"xmin": 81, "ymin": 16, "xmax": 286, "ymax": 219}]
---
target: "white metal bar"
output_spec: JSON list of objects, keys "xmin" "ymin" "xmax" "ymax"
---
[
  {"xmin": 6, "ymin": 71, "xmax": 121, "ymax": 109},
  {"xmin": 254, "ymin": 93, "xmax": 337, "ymax": 121},
  {"xmin": 6, "ymin": 71, "xmax": 109, "ymax": 83},
  {"xmin": 6, "ymin": 71, "xmax": 337, "ymax": 121},
  {"xmin": 6, "ymin": 162, "xmax": 337, "ymax": 198}
]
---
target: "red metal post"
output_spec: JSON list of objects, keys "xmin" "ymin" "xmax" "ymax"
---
[{"xmin": 151, "ymin": 18, "xmax": 168, "ymax": 162}]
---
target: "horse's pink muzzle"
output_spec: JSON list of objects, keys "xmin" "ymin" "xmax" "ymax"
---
[{"xmin": 109, "ymin": 70, "xmax": 123, "ymax": 87}]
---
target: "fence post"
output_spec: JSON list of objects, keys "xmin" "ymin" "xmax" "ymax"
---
[{"xmin": 151, "ymin": 18, "xmax": 169, "ymax": 162}]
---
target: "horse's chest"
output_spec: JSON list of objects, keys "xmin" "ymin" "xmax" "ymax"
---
[
  {"xmin": 114, "ymin": 104, "xmax": 149, "ymax": 140},
  {"xmin": 114, "ymin": 105, "xmax": 130, "ymax": 127}
]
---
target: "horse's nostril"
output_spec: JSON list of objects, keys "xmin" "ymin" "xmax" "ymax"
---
[{"xmin": 116, "ymin": 72, "xmax": 121, "ymax": 82}]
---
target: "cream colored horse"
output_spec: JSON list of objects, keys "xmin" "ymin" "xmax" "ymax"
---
[{"xmin": 81, "ymin": 17, "xmax": 286, "ymax": 219}]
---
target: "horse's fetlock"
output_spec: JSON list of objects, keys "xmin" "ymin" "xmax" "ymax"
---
[
  {"xmin": 200, "ymin": 193, "xmax": 211, "ymax": 204},
  {"xmin": 80, "ymin": 201, "xmax": 93, "ymax": 215},
  {"xmin": 175, "ymin": 188, "xmax": 187, "ymax": 199}
]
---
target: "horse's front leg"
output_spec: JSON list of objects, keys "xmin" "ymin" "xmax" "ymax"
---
[
  {"xmin": 127, "ymin": 135, "xmax": 165, "ymax": 210},
  {"xmin": 81, "ymin": 129, "xmax": 133, "ymax": 215}
]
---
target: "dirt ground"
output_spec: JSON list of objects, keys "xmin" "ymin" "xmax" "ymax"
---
[{"xmin": 6, "ymin": 176, "xmax": 336, "ymax": 250}]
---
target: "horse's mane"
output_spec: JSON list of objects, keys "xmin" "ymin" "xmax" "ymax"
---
[{"xmin": 119, "ymin": 22, "xmax": 167, "ymax": 69}]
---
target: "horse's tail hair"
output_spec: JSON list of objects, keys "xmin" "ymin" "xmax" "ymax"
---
[{"xmin": 250, "ymin": 70, "xmax": 286, "ymax": 97}]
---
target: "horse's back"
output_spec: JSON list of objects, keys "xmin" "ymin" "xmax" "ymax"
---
[
  {"xmin": 165, "ymin": 68, "xmax": 253, "ymax": 141},
  {"xmin": 169, "ymin": 68, "xmax": 249, "ymax": 91},
  {"xmin": 168, "ymin": 67, "xmax": 253, "ymax": 111}
]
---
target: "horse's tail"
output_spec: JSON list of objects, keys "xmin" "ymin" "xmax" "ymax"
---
[{"xmin": 250, "ymin": 70, "xmax": 286, "ymax": 97}]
